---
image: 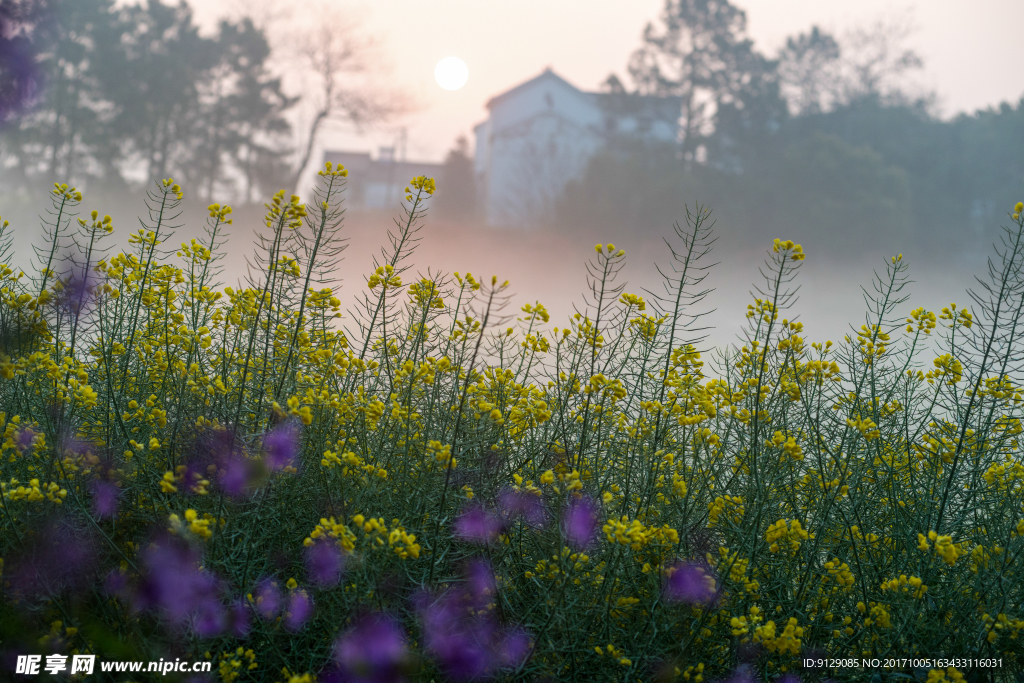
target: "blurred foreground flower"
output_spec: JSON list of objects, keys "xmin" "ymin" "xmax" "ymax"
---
[
  {"xmin": 562, "ymin": 496, "xmax": 599, "ymax": 550},
  {"xmin": 253, "ymin": 578, "xmax": 282, "ymax": 620},
  {"xmin": 333, "ymin": 612, "xmax": 411, "ymax": 683},
  {"xmin": 306, "ymin": 539, "xmax": 345, "ymax": 586},
  {"xmin": 663, "ymin": 561, "xmax": 717, "ymax": 606},
  {"xmin": 90, "ymin": 479, "xmax": 120, "ymax": 518},
  {"xmin": 285, "ymin": 589, "xmax": 314, "ymax": 631},
  {"xmin": 497, "ymin": 488, "xmax": 545, "ymax": 527},
  {"xmin": 417, "ymin": 561, "xmax": 531, "ymax": 680},
  {"xmin": 135, "ymin": 537, "xmax": 226, "ymax": 637},
  {"xmin": 263, "ymin": 421, "xmax": 301, "ymax": 471},
  {"xmin": 453, "ymin": 504, "xmax": 503, "ymax": 545}
]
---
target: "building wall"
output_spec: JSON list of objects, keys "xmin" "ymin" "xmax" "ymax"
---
[{"xmin": 475, "ymin": 70, "xmax": 680, "ymax": 228}]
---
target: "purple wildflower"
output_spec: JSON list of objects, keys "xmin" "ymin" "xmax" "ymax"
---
[
  {"xmin": 663, "ymin": 561, "xmax": 717, "ymax": 606},
  {"xmin": 190, "ymin": 425, "xmax": 258, "ymax": 498},
  {"xmin": 562, "ymin": 496, "xmax": 599, "ymax": 550},
  {"xmin": 306, "ymin": 540, "xmax": 345, "ymax": 587},
  {"xmin": 194, "ymin": 596, "xmax": 228, "ymax": 638},
  {"xmin": 58, "ymin": 263, "xmax": 99, "ymax": 318},
  {"xmin": 253, "ymin": 578, "xmax": 282, "ymax": 620},
  {"xmin": 228, "ymin": 599, "xmax": 251, "ymax": 638},
  {"xmin": 778, "ymin": 675, "xmax": 802, "ymax": 683},
  {"xmin": 0, "ymin": 21, "xmax": 39, "ymax": 121},
  {"xmin": 420, "ymin": 598, "xmax": 530, "ymax": 681},
  {"xmin": 465, "ymin": 560, "xmax": 496, "ymax": 605},
  {"xmin": 135, "ymin": 538, "xmax": 225, "ymax": 635},
  {"xmin": 263, "ymin": 421, "xmax": 300, "ymax": 471},
  {"xmin": 284, "ymin": 590, "xmax": 314, "ymax": 631},
  {"xmin": 418, "ymin": 562, "xmax": 532, "ymax": 681},
  {"xmin": 218, "ymin": 455, "xmax": 254, "ymax": 497},
  {"xmin": 90, "ymin": 480, "xmax": 120, "ymax": 518},
  {"xmin": 334, "ymin": 612, "xmax": 409, "ymax": 683},
  {"xmin": 453, "ymin": 505, "xmax": 503, "ymax": 545},
  {"xmin": 497, "ymin": 627, "xmax": 530, "ymax": 669},
  {"xmin": 496, "ymin": 488, "xmax": 545, "ymax": 527},
  {"xmin": 13, "ymin": 427, "xmax": 36, "ymax": 452}
]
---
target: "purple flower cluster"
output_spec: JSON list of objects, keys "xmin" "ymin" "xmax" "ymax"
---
[
  {"xmin": 13, "ymin": 426, "xmax": 37, "ymax": 452},
  {"xmin": 662, "ymin": 560, "xmax": 718, "ymax": 606},
  {"xmin": 56, "ymin": 262, "xmax": 99, "ymax": 318},
  {"xmin": 453, "ymin": 505, "xmax": 503, "ymax": 545},
  {"xmin": 417, "ymin": 560, "xmax": 531, "ymax": 681},
  {"xmin": 90, "ymin": 479, "xmax": 120, "ymax": 518},
  {"xmin": 253, "ymin": 578, "xmax": 282, "ymax": 620},
  {"xmin": 306, "ymin": 540, "xmax": 346, "ymax": 587},
  {"xmin": 189, "ymin": 425, "xmax": 259, "ymax": 498},
  {"xmin": 496, "ymin": 489, "xmax": 545, "ymax": 527},
  {"xmin": 332, "ymin": 613, "xmax": 410, "ymax": 683},
  {"xmin": 251, "ymin": 577, "xmax": 314, "ymax": 631},
  {"xmin": 134, "ymin": 538, "xmax": 230, "ymax": 637},
  {"xmin": 562, "ymin": 496, "xmax": 599, "ymax": 550},
  {"xmin": 263, "ymin": 421, "xmax": 301, "ymax": 471}
]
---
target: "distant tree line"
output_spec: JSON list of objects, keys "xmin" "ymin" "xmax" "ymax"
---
[
  {"xmin": 0, "ymin": 0, "xmax": 299, "ymax": 202},
  {"xmin": 554, "ymin": 0, "xmax": 1024, "ymax": 257},
  {"xmin": 0, "ymin": 0, "xmax": 399, "ymax": 206}
]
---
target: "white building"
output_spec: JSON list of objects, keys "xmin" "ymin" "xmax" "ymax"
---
[{"xmin": 474, "ymin": 68, "xmax": 681, "ymax": 228}]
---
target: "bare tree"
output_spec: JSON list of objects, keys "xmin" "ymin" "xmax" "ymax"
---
[
  {"xmin": 289, "ymin": 24, "xmax": 404, "ymax": 193},
  {"xmin": 777, "ymin": 11, "xmax": 928, "ymax": 116},
  {"xmin": 777, "ymin": 26, "xmax": 841, "ymax": 116},
  {"xmin": 227, "ymin": 0, "xmax": 411, "ymax": 195},
  {"xmin": 838, "ymin": 11, "xmax": 925, "ymax": 105}
]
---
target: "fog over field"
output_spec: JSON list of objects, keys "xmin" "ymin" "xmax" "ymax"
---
[{"xmin": 3, "ymin": 0, "xmax": 1020, "ymax": 363}]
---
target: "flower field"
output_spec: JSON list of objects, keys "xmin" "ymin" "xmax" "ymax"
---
[{"xmin": 1, "ymin": 167, "xmax": 1024, "ymax": 683}]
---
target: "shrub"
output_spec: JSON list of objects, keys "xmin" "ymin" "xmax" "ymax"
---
[{"xmin": 1, "ymin": 173, "xmax": 1023, "ymax": 683}]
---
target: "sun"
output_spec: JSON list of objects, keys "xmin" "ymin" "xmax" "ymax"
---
[{"xmin": 434, "ymin": 57, "xmax": 469, "ymax": 91}]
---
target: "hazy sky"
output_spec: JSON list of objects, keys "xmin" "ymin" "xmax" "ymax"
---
[{"xmin": 189, "ymin": 0, "xmax": 1024, "ymax": 167}]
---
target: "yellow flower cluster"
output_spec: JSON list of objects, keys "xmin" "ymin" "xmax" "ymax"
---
[
  {"xmin": 917, "ymin": 531, "xmax": 965, "ymax": 565},
  {"xmin": 593, "ymin": 643, "xmax": 631, "ymax": 667},
  {"xmin": 602, "ymin": 516, "xmax": 679, "ymax": 550},
  {"xmin": 594, "ymin": 243, "xmax": 625, "ymax": 257},
  {"xmin": 772, "ymin": 238, "xmax": 805, "ymax": 260},
  {"xmin": 926, "ymin": 667, "xmax": 965, "ymax": 683},
  {"xmin": 215, "ymin": 648, "xmax": 257, "ymax": 683},
  {"xmin": 1, "ymin": 478, "xmax": 67, "ymax": 503},
  {"xmin": 765, "ymin": 518, "xmax": 812, "ymax": 554},
  {"xmin": 168, "ymin": 509, "xmax": 215, "ymax": 541},
  {"xmin": 846, "ymin": 414, "xmax": 880, "ymax": 440},
  {"xmin": 304, "ymin": 517, "xmax": 357, "ymax": 553},
  {"xmin": 822, "ymin": 559, "xmax": 855, "ymax": 591},
  {"xmin": 770, "ymin": 430, "xmax": 803, "ymax": 460},
  {"xmin": 753, "ymin": 616, "xmax": 804, "ymax": 655},
  {"xmin": 880, "ymin": 574, "xmax": 927, "ymax": 598},
  {"xmin": 906, "ymin": 306, "xmax": 936, "ymax": 334},
  {"xmin": 408, "ymin": 175, "xmax": 435, "ymax": 197},
  {"xmin": 368, "ymin": 264, "xmax": 402, "ymax": 291},
  {"xmin": 159, "ymin": 466, "xmax": 210, "ymax": 495},
  {"xmin": 321, "ymin": 448, "xmax": 388, "ymax": 480},
  {"xmin": 319, "ymin": 161, "xmax": 349, "ymax": 177},
  {"xmin": 707, "ymin": 495, "xmax": 744, "ymax": 527},
  {"xmin": 982, "ymin": 612, "xmax": 1024, "ymax": 643}
]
